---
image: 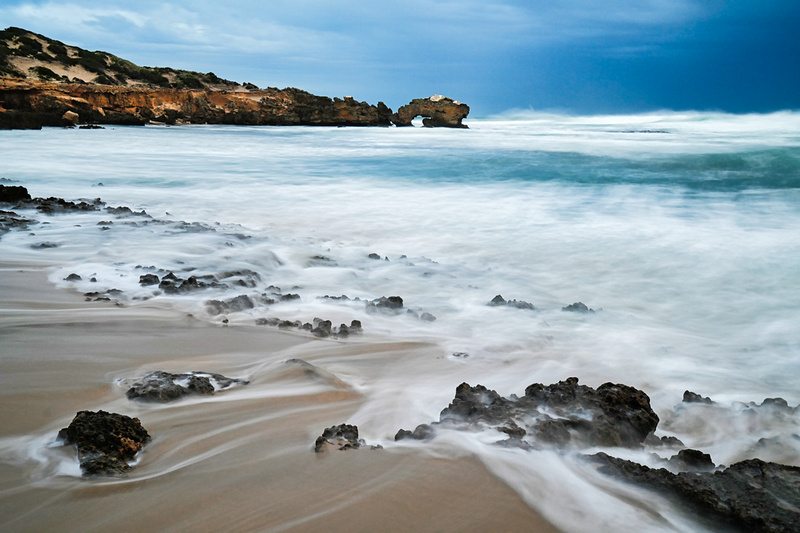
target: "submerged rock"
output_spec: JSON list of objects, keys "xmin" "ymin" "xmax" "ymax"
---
[
  {"xmin": 488, "ymin": 294, "xmax": 535, "ymax": 310},
  {"xmin": 125, "ymin": 371, "xmax": 248, "ymax": 402},
  {"xmin": 562, "ymin": 302, "xmax": 595, "ymax": 313},
  {"xmin": 56, "ymin": 410, "xmax": 150, "ymax": 476},
  {"xmin": 591, "ymin": 453, "xmax": 800, "ymax": 533}
]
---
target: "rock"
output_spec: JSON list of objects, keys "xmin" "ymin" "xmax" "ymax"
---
[
  {"xmin": 487, "ymin": 294, "xmax": 535, "ymax": 310},
  {"xmin": 392, "ymin": 95, "xmax": 470, "ymax": 128},
  {"xmin": 368, "ymin": 296, "xmax": 404, "ymax": 312},
  {"xmin": 311, "ymin": 318, "xmax": 333, "ymax": 337},
  {"xmin": 205, "ymin": 294, "xmax": 255, "ymax": 315},
  {"xmin": 314, "ymin": 423, "xmax": 381, "ymax": 452},
  {"xmin": 683, "ymin": 390, "xmax": 714, "ymax": 404},
  {"xmin": 62, "ymin": 110, "xmax": 79, "ymax": 123},
  {"xmin": 667, "ymin": 449, "xmax": 715, "ymax": 472},
  {"xmin": 0, "ymin": 184, "xmax": 31, "ymax": 203},
  {"xmin": 562, "ymin": 302, "xmax": 595, "ymax": 313},
  {"xmin": 0, "ymin": 78, "xmax": 394, "ymax": 128},
  {"xmin": 56, "ymin": 410, "xmax": 150, "ymax": 476},
  {"xmin": 590, "ymin": 453, "xmax": 800, "ymax": 533},
  {"xmin": 420, "ymin": 312, "xmax": 437, "ymax": 322},
  {"xmin": 139, "ymin": 273, "xmax": 160, "ymax": 286},
  {"xmin": 64, "ymin": 273, "xmax": 82, "ymax": 281},
  {"xmin": 125, "ymin": 371, "xmax": 248, "ymax": 402},
  {"xmin": 397, "ymin": 377, "xmax": 660, "ymax": 449},
  {"xmin": 395, "ymin": 424, "xmax": 436, "ymax": 441}
]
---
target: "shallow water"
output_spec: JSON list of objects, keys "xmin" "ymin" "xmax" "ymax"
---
[{"xmin": 2, "ymin": 112, "xmax": 800, "ymax": 531}]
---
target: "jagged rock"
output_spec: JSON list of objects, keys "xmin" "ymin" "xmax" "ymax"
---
[
  {"xmin": 562, "ymin": 302, "xmax": 595, "ymax": 313},
  {"xmin": 488, "ymin": 294, "xmax": 535, "ymax": 310},
  {"xmin": 0, "ymin": 78, "xmax": 394, "ymax": 128},
  {"xmin": 0, "ymin": 184, "xmax": 31, "ymax": 203},
  {"xmin": 397, "ymin": 377, "xmax": 660, "ymax": 449},
  {"xmin": 56, "ymin": 410, "xmax": 150, "ymax": 476},
  {"xmin": 590, "ymin": 453, "xmax": 800, "ymax": 533},
  {"xmin": 683, "ymin": 390, "xmax": 714, "ymax": 404},
  {"xmin": 314, "ymin": 423, "xmax": 381, "ymax": 452},
  {"xmin": 392, "ymin": 95, "xmax": 470, "ymax": 128},
  {"xmin": 125, "ymin": 371, "xmax": 248, "ymax": 402}
]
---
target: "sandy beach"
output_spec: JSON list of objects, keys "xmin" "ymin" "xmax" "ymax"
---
[{"xmin": 0, "ymin": 262, "xmax": 558, "ymax": 532}]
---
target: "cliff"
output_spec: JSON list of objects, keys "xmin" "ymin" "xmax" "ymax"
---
[
  {"xmin": 0, "ymin": 78, "xmax": 393, "ymax": 128},
  {"xmin": 0, "ymin": 27, "xmax": 468, "ymax": 129}
]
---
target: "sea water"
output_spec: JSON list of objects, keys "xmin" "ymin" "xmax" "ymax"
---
[{"xmin": 2, "ymin": 112, "xmax": 800, "ymax": 531}]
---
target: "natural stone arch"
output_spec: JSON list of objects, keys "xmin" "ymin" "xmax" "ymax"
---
[{"xmin": 391, "ymin": 95, "xmax": 470, "ymax": 128}]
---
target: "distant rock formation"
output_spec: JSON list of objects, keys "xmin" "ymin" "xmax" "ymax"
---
[
  {"xmin": 391, "ymin": 95, "xmax": 470, "ymax": 128},
  {"xmin": 0, "ymin": 27, "xmax": 470, "ymax": 130},
  {"xmin": 0, "ymin": 79, "xmax": 394, "ymax": 128}
]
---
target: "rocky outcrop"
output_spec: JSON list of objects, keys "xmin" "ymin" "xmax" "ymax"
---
[
  {"xmin": 314, "ymin": 423, "xmax": 381, "ymax": 452},
  {"xmin": 591, "ymin": 453, "xmax": 800, "ymax": 533},
  {"xmin": 0, "ymin": 79, "xmax": 394, "ymax": 129},
  {"xmin": 125, "ymin": 371, "xmax": 249, "ymax": 402},
  {"xmin": 391, "ymin": 95, "xmax": 470, "ymax": 128},
  {"xmin": 396, "ymin": 377, "xmax": 660, "ymax": 448},
  {"xmin": 56, "ymin": 410, "xmax": 150, "ymax": 476}
]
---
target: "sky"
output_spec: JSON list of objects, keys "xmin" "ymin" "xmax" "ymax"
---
[{"xmin": 2, "ymin": 0, "xmax": 799, "ymax": 116}]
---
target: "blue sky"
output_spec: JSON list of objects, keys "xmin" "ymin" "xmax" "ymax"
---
[{"xmin": 2, "ymin": 1, "xmax": 799, "ymax": 116}]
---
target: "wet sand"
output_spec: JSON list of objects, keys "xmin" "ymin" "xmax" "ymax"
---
[{"xmin": 0, "ymin": 263, "xmax": 558, "ymax": 532}]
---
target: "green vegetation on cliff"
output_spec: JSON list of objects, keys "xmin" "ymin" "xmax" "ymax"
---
[{"xmin": 0, "ymin": 26, "xmax": 244, "ymax": 89}]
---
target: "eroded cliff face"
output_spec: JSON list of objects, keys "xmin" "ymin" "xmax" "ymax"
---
[
  {"xmin": 0, "ymin": 79, "xmax": 394, "ymax": 128},
  {"xmin": 392, "ymin": 95, "xmax": 470, "ymax": 128}
]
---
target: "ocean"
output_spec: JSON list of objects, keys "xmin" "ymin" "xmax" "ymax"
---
[{"xmin": 2, "ymin": 111, "xmax": 800, "ymax": 531}]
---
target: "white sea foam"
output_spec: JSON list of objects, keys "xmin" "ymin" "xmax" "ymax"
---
[{"xmin": 2, "ymin": 112, "xmax": 799, "ymax": 531}]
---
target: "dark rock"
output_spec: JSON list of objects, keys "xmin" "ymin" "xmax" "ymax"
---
[
  {"xmin": 314, "ymin": 423, "xmax": 380, "ymax": 452},
  {"xmin": 205, "ymin": 294, "xmax": 255, "ymax": 315},
  {"xmin": 106, "ymin": 205, "xmax": 149, "ymax": 217},
  {"xmin": 488, "ymin": 294, "xmax": 535, "ymax": 310},
  {"xmin": 56, "ymin": 410, "xmax": 150, "ymax": 476},
  {"xmin": 125, "ymin": 371, "xmax": 248, "ymax": 402},
  {"xmin": 590, "ymin": 452, "xmax": 800, "ymax": 533},
  {"xmin": 280, "ymin": 293, "xmax": 300, "ymax": 301},
  {"xmin": 668, "ymin": 449, "xmax": 716, "ymax": 472},
  {"xmin": 31, "ymin": 241, "xmax": 58, "ymax": 248},
  {"xmin": 683, "ymin": 390, "xmax": 714, "ymax": 404},
  {"xmin": 369, "ymin": 296, "xmax": 404, "ymax": 310},
  {"xmin": 0, "ymin": 184, "xmax": 31, "ymax": 203},
  {"xmin": 311, "ymin": 318, "xmax": 333, "ymax": 338},
  {"xmin": 368, "ymin": 253, "xmax": 382, "ymax": 260},
  {"xmin": 395, "ymin": 424, "xmax": 436, "ymax": 441},
  {"xmin": 562, "ymin": 302, "xmax": 595, "ymax": 313},
  {"xmin": 644, "ymin": 432, "xmax": 686, "ymax": 447},
  {"xmin": 420, "ymin": 312, "xmax": 437, "ymax": 322},
  {"xmin": 139, "ymin": 273, "xmax": 160, "ymax": 286},
  {"xmin": 64, "ymin": 273, "xmax": 82, "ymax": 281},
  {"xmin": 401, "ymin": 378, "xmax": 659, "ymax": 449}
]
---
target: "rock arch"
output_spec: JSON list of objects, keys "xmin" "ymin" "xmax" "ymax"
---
[{"xmin": 391, "ymin": 95, "xmax": 469, "ymax": 128}]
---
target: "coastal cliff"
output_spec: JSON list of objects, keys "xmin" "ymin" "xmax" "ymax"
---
[{"xmin": 0, "ymin": 27, "xmax": 468, "ymax": 129}]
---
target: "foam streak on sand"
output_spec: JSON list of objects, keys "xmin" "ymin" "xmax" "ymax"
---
[
  {"xmin": 0, "ymin": 265, "xmax": 557, "ymax": 532},
  {"xmin": 1, "ymin": 113, "xmax": 800, "ymax": 531}
]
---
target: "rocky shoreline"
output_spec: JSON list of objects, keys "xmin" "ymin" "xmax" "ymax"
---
[
  {"xmin": 4, "ymin": 183, "xmax": 800, "ymax": 531},
  {"xmin": 0, "ymin": 79, "xmax": 469, "ymax": 130},
  {"xmin": 1, "ymin": 27, "xmax": 470, "ymax": 130}
]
